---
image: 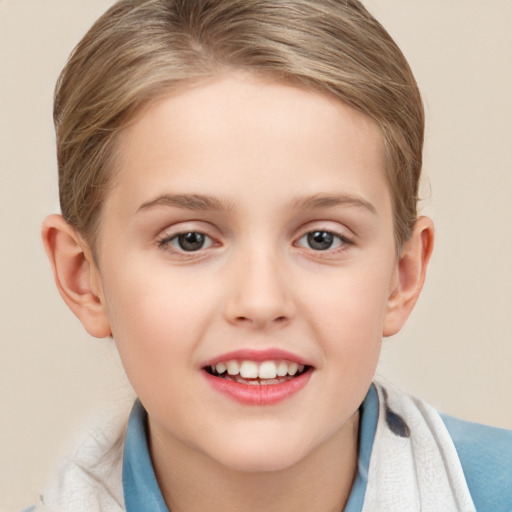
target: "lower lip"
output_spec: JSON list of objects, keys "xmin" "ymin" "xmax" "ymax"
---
[{"xmin": 202, "ymin": 369, "xmax": 312, "ymax": 405}]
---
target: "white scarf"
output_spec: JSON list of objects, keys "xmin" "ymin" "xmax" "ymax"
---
[
  {"xmin": 31, "ymin": 413, "xmax": 126, "ymax": 512},
  {"xmin": 30, "ymin": 384, "xmax": 475, "ymax": 512},
  {"xmin": 362, "ymin": 383, "xmax": 476, "ymax": 512}
]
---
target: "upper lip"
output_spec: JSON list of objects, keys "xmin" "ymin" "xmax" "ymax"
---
[{"xmin": 201, "ymin": 348, "xmax": 313, "ymax": 368}]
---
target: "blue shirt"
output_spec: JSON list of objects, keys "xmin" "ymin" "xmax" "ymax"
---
[{"xmin": 122, "ymin": 385, "xmax": 512, "ymax": 512}]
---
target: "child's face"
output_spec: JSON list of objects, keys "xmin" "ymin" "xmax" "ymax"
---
[{"xmin": 91, "ymin": 73, "xmax": 400, "ymax": 471}]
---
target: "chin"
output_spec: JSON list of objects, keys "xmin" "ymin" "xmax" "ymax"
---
[
  {"xmin": 220, "ymin": 453, "xmax": 304, "ymax": 474},
  {"xmin": 207, "ymin": 435, "xmax": 310, "ymax": 474}
]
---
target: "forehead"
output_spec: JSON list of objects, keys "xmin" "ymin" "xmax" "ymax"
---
[{"xmin": 105, "ymin": 72, "xmax": 390, "ymax": 223}]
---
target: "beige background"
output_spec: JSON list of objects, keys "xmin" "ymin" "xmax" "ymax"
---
[{"xmin": 1, "ymin": 1, "xmax": 511, "ymax": 510}]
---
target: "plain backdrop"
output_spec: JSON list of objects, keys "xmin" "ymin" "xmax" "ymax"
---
[{"xmin": 1, "ymin": 1, "xmax": 511, "ymax": 510}]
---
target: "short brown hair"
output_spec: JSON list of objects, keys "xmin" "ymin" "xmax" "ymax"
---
[{"xmin": 54, "ymin": 0, "xmax": 424, "ymax": 250}]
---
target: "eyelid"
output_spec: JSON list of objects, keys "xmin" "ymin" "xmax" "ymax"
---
[
  {"xmin": 295, "ymin": 220, "xmax": 355, "ymax": 240},
  {"xmin": 296, "ymin": 230, "xmax": 351, "ymax": 248},
  {"xmin": 293, "ymin": 223, "xmax": 356, "ymax": 255},
  {"xmin": 164, "ymin": 232, "xmax": 214, "ymax": 251},
  {"xmin": 155, "ymin": 222, "xmax": 221, "ymax": 257}
]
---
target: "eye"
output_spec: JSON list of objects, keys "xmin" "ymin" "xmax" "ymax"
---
[
  {"xmin": 296, "ymin": 230, "xmax": 348, "ymax": 251},
  {"xmin": 161, "ymin": 231, "xmax": 214, "ymax": 252}
]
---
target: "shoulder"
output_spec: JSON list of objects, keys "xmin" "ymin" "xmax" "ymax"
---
[
  {"xmin": 27, "ymin": 409, "xmax": 128, "ymax": 512},
  {"xmin": 441, "ymin": 413, "xmax": 512, "ymax": 512},
  {"xmin": 372, "ymin": 382, "xmax": 512, "ymax": 511}
]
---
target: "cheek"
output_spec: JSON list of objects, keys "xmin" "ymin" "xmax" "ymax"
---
[
  {"xmin": 103, "ymin": 256, "xmax": 213, "ymax": 331},
  {"xmin": 99, "ymin": 262, "xmax": 218, "ymax": 390},
  {"xmin": 297, "ymin": 259, "xmax": 394, "ymax": 378},
  {"xmin": 302, "ymin": 260, "xmax": 394, "ymax": 335}
]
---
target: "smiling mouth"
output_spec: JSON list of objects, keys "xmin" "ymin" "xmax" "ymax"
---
[{"xmin": 204, "ymin": 359, "xmax": 312, "ymax": 385}]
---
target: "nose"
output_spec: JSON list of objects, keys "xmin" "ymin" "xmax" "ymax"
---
[{"xmin": 223, "ymin": 249, "xmax": 295, "ymax": 329}]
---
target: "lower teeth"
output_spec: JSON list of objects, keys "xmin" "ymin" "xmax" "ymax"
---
[{"xmin": 226, "ymin": 374, "xmax": 292, "ymax": 385}]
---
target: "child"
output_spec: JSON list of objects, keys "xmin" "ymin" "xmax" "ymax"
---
[{"xmin": 30, "ymin": 0, "xmax": 511, "ymax": 510}]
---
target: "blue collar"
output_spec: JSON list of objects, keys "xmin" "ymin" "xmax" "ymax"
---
[
  {"xmin": 343, "ymin": 384, "xmax": 379, "ymax": 512},
  {"xmin": 122, "ymin": 400, "xmax": 169, "ymax": 511},
  {"xmin": 122, "ymin": 385, "xmax": 379, "ymax": 512}
]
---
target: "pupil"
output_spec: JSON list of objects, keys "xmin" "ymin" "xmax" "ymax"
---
[
  {"xmin": 178, "ymin": 232, "xmax": 205, "ymax": 251},
  {"xmin": 308, "ymin": 231, "xmax": 333, "ymax": 250}
]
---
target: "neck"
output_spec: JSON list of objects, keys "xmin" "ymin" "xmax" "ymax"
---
[{"xmin": 149, "ymin": 411, "xmax": 360, "ymax": 512}]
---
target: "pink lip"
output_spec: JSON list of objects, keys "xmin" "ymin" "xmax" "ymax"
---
[
  {"xmin": 202, "ymin": 368, "xmax": 312, "ymax": 406},
  {"xmin": 201, "ymin": 348, "xmax": 312, "ymax": 368},
  {"xmin": 201, "ymin": 348, "xmax": 313, "ymax": 406}
]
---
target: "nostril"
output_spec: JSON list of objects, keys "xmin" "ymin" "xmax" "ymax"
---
[{"xmin": 233, "ymin": 315, "xmax": 289, "ymax": 326}]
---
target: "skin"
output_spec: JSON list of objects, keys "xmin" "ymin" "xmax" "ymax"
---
[{"xmin": 43, "ymin": 72, "xmax": 433, "ymax": 512}]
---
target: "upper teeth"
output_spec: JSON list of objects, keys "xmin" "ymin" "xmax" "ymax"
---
[{"xmin": 212, "ymin": 360, "xmax": 305, "ymax": 379}]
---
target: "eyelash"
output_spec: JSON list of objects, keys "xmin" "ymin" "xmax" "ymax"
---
[
  {"xmin": 156, "ymin": 228, "xmax": 353, "ymax": 256},
  {"xmin": 294, "ymin": 230, "xmax": 354, "ymax": 256},
  {"xmin": 157, "ymin": 231, "xmax": 216, "ymax": 255}
]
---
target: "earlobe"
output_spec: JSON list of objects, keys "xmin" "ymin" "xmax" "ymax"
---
[
  {"xmin": 383, "ymin": 216, "xmax": 434, "ymax": 337},
  {"xmin": 41, "ymin": 214, "xmax": 112, "ymax": 338}
]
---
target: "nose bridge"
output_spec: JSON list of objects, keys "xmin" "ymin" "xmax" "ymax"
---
[{"xmin": 224, "ymin": 239, "xmax": 294, "ymax": 327}]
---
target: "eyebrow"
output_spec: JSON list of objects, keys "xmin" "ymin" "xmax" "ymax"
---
[
  {"xmin": 137, "ymin": 193, "xmax": 235, "ymax": 213},
  {"xmin": 290, "ymin": 193, "xmax": 377, "ymax": 214},
  {"xmin": 136, "ymin": 192, "xmax": 377, "ymax": 215}
]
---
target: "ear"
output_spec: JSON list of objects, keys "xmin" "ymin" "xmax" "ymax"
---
[
  {"xmin": 42, "ymin": 214, "xmax": 111, "ymax": 338},
  {"xmin": 383, "ymin": 216, "xmax": 434, "ymax": 337}
]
